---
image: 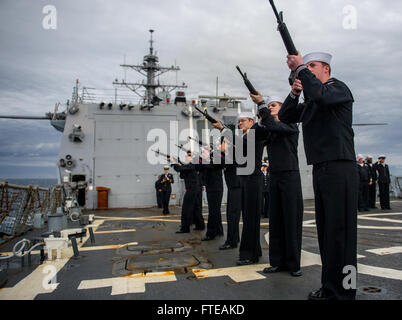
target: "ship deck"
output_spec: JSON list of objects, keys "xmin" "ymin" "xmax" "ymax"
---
[{"xmin": 0, "ymin": 199, "xmax": 401, "ymax": 300}]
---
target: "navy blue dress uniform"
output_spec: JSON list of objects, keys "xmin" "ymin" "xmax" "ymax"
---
[
  {"xmin": 158, "ymin": 168, "xmax": 174, "ymax": 215},
  {"xmin": 257, "ymin": 97, "xmax": 304, "ymax": 276},
  {"xmin": 220, "ymin": 112, "xmax": 269, "ymax": 265},
  {"xmin": 172, "ymin": 162, "xmax": 205, "ymax": 233},
  {"xmin": 365, "ymin": 156, "xmax": 377, "ymax": 208},
  {"xmin": 375, "ymin": 156, "xmax": 391, "ymax": 210},
  {"xmin": 261, "ymin": 163, "xmax": 270, "ymax": 218},
  {"xmin": 357, "ymin": 155, "xmax": 370, "ymax": 212},
  {"xmin": 196, "ymin": 155, "xmax": 224, "ymax": 241},
  {"xmin": 155, "ymin": 175, "xmax": 163, "ymax": 208},
  {"xmin": 279, "ymin": 52, "xmax": 358, "ymax": 300},
  {"xmin": 220, "ymin": 150, "xmax": 242, "ymax": 250}
]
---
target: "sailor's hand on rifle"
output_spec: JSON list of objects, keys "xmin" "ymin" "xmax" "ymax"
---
[
  {"xmin": 286, "ymin": 51, "xmax": 304, "ymax": 71},
  {"xmin": 212, "ymin": 121, "xmax": 224, "ymax": 131},
  {"xmin": 250, "ymin": 91, "xmax": 264, "ymax": 105},
  {"xmin": 291, "ymin": 79, "xmax": 303, "ymax": 96}
]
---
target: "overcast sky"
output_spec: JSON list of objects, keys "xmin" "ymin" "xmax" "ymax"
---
[{"xmin": 0, "ymin": 0, "xmax": 402, "ymax": 179}]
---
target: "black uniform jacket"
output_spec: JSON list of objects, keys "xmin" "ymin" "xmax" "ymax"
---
[
  {"xmin": 172, "ymin": 163, "xmax": 200, "ymax": 190},
  {"xmin": 158, "ymin": 173, "xmax": 174, "ymax": 192},
  {"xmin": 278, "ymin": 69, "xmax": 355, "ymax": 165},
  {"xmin": 357, "ymin": 164, "xmax": 370, "ymax": 183},
  {"xmin": 376, "ymin": 163, "xmax": 391, "ymax": 184},
  {"xmin": 258, "ymin": 104, "xmax": 299, "ymax": 173}
]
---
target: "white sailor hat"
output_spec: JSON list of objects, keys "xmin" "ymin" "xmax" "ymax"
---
[
  {"xmin": 237, "ymin": 112, "xmax": 255, "ymax": 120},
  {"xmin": 163, "ymin": 165, "xmax": 170, "ymax": 170},
  {"xmin": 378, "ymin": 155, "xmax": 386, "ymax": 159},
  {"xmin": 357, "ymin": 154, "xmax": 364, "ymax": 159},
  {"xmin": 266, "ymin": 96, "xmax": 283, "ymax": 105},
  {"xmin": 303, "ymin": 52, "xmax": 332, "ymax": 65},
  {"xmin": 262, "ymin": 162, "xmax": 269, "ymax": 167},
  {"xmin": 366, "ymin": 154, "xmax": 373, "ymax": 159}
]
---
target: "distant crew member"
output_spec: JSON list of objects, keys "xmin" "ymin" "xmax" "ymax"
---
[
  {"xmin": 198, "ymin": 146, "xmax": 224, "ymax": 241},
  {"xmin": 376, "ymin": 155, "xmax": 392, "ymax": 210},
  {"xmin": 212, "ymin": 112, "xmax": 269, "ymax": 265},
  {"xmin": 170, "ymin": 152, "xmax": 205, "ymax": 233},
  {"xmin": 261, "ymin": 162, "xmax": 270, "ymax": 219},
  {"xmin": 158, "ymin": 166, "xmax": 174, "ymax": 215},
  {"xmin": 155, "ymin": 175, "xmax": 163, "ymax": 208},
  {"xmin": 251, "ymin": 94, "xmax": 304, "ymax": 277},
  {"xmin": 281, "ymin": 52, "xmax": 358, "ymax": 300},
  {"xmin": 357, "ymin": 154, "xmax": 370, "ymax": 212},
  {"xmin": 219, "ymin": 139, "xmax": 242, "ymax": 250},
  {"xmin": 365, "ymin": 155, "xmax": 377, "ymax": 209}
]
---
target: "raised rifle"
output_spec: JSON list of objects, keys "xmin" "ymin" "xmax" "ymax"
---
[
  {"xmin": 193, "ymin": 105, "xmax": 218, "ymax": 124},
  {"xmin": 235, "ymin": 66, "xmax": 258, "ymax": 95},
  {"xmin": 268, "ymin": 0, "xmax": 300, "ymax": 92},
  {"xmin": 175, "ymin": 144, "xmax": 191, "ymax": 153},
  {"xmin": 152, "ymin": 149, "xmax": 182, "ymax": 165}
]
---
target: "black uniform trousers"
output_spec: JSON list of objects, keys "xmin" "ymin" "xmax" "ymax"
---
[
  {"xmin": 378, "ymin": 183, "xmax": 390, "ymax": 209},
  {"xmin": 239, "ymin": 175, "xmax": 262, "ymax": 261},
  {"xmin": 268, "ymin": 170, "xmax": 303, "ymax": 272},
  {"xmin": 225, "ymin": 187, "xmax": 242, "ymax": 247},
  {"xmin": 358, "ymin": 181, "xmax": 369, "ymax": 211},
  {"xmin": 156, "ymin": 190, "xmax": 163, "ymax": 208},
  {"xmin": 313, "ymin": 160, "xmax": 358, "ymax": 300},
  {"xmin": 368, "ymin": 183, "xmax": 377, "ymax": 208},
  {"xmin": 162, "ymin": 191, "xmax": 171, "ymax": 214},
  {"xmin": 205, "ymin": 191, "xmax": 224, "ymax": 238},
  {"xmin": 262, "ymin": 191, "xmax": 270, "ymax": 218},
  {"xmin": 181, "ymin": 188, "xmax": 205, "ymax": 232}
]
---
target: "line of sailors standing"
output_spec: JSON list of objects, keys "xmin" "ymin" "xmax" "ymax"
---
[
  {"xmin": 153, "ymin": 50, "xmax": 374, "ymax": 300},
  {"xmin": 357, "ymin": 154, "xmax": 392, "ymax": 211}
]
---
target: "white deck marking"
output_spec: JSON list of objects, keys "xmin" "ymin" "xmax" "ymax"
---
[
  {"xmin": 77, "ymin": 272, "xmax": 177, "ymax": 295},
  {"xmin": 366, "ymin": 246, "xmax": 402, "ymax": 256}
]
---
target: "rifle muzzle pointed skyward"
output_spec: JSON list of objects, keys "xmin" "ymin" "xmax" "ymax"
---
[{"xmin": 268, "ymin": 0, "xmax": 300, "ymax": 92}]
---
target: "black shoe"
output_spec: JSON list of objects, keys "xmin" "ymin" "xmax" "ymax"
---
[
  {"xmin": 236, "ymin": 259, "xmax": 258, "ymax": 266},
  {"xmin": 290, "ymin": 269, "xmax": 303, "ymax": 277},
  {"xmin": 386, "ymin": 207, "xmax": 392, "ymax": 210},
  {"xmin": 217, "ymin": 232, "xmax": 224, "ymax": 237},
  {"xmin": 263, "ymin": 266, "xmax": 287, "ymax": 273},
  {"xmin": 308, "ymin": 288, "xmax": 330, "ymax": 300},
  {"xmin": 193, "ymin": 227, "xmax": 205, "ymax": 231},
  {"xmin": 364, "ymin": 208, "xmax": 370, "ymax": 211},
  {"xmin": 219, "ymin": 243, "xmax": 237, "ymax": 250},
  {"xmin": 201, "ymin": 235, "xmax": 215, "ymax": 241},
  {"xmin": 370, "ymin": 206, "xmax": 378, "ymax": 209},
  {"xmin": 176, "ymin": 229, "xmax": 189, "ymax": 234}
]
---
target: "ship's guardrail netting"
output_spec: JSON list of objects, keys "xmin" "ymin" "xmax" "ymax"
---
[{"xmin": 0, "ymin": 182, "xmax": 63, "ymax": 236}]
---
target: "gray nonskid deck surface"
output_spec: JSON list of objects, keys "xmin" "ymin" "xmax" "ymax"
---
[{"xmin": 0, "ymin": 200, "xmax": 401, "ymax": 300}]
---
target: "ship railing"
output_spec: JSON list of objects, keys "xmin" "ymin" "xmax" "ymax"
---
[
  {"xmin": 80, "ymin": 87, "xmax": 143, "ymax": 105},
  {"xmin": 0, "ymin": 182, "xmax": 64, "ymax": 237}
]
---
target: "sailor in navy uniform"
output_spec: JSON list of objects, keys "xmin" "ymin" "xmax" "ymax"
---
[
  {"xmin": 158, "ymin": 166, "xmax": 174, "ymax": 215},
  {"xmin": 212, "ymin": 112, "xmax": 269, "ymax": 265},
  {"xmin": 281, "ymin": 52, "xmax": 358, "ymax": 300},
  {"xmin": 357, "ymin": 154, "xmax": 370, "ymax": 212},
  {"xmin": 376, "ymin": 155, "xmax": 392, "ymax": 210},
  {"xmin": 250, "ymin": 95, "xmax": 304, "ymax": 277},
  {"xmin": 219, "ymin": 139, "xmax": 242, "ymax": 250},
  {"xmin": 261, "ymin": 162, "xmax": 270, "ymax": 219},
  {"xmin": 197, "ymin": 147, "xmax": 224, "ymax": 241},
  {"xmin": 170, "ymin": 152, "xmax": 205, "ymax": 233},
  {"xmin": 365, "ymin": 155, "xmax": 377, "ymax": 208}
]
